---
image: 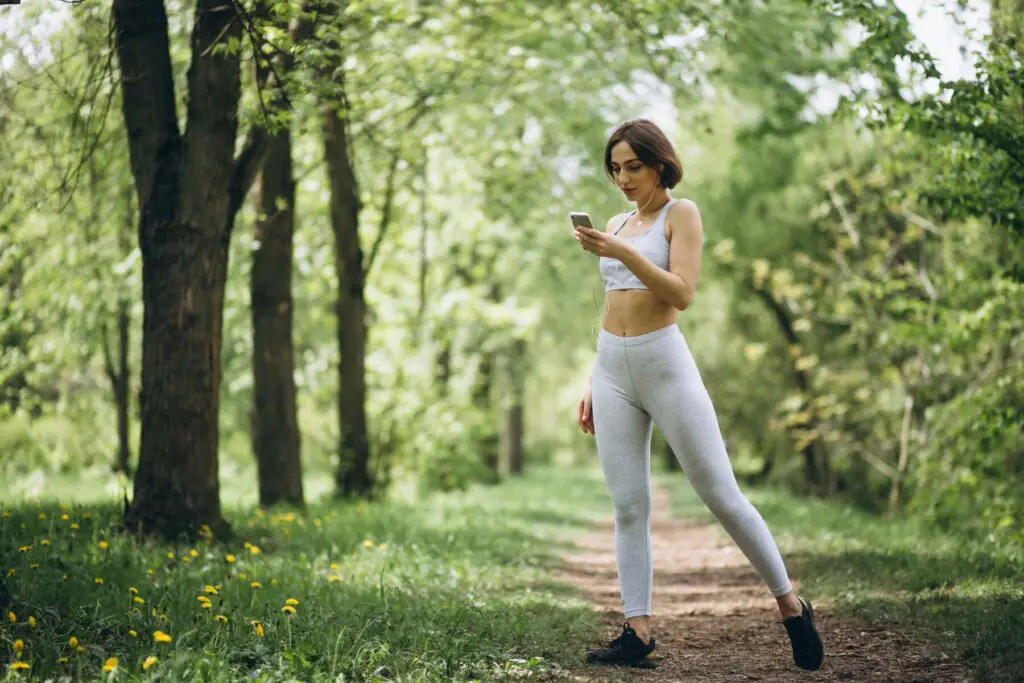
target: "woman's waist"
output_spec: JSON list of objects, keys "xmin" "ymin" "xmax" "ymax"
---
[{"xmin": 601, "ymin": 291, "xmax": 678, "ymax": 337}]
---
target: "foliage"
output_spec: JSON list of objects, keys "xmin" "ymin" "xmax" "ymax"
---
[{"xmin": 0, "ymin": 466, "xmax": 611, "ymax": 681}]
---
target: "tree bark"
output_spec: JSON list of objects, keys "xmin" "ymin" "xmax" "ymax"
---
[
  {"xmin": 252, "ymin": 129, "xmax": 303, "ymax": 507},
  {"xmin": 249, "ymin": 3, "xmax": 315, "ymax": 509},
  {"xmin": 113, "ymin": 0, "xmax": 263, "ymax": 539},
  {"xmin": 321, "ymin": 87, "xmax": 372, "ymax": 499},
  {"xmin": 501, "ymin": 338, "xmax": 526, "ymax": 475}
]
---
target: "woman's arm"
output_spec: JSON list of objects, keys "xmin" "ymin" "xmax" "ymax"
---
[{"xmin": 616, "ymin": 200, "xmax": 704, "ymax": 310}]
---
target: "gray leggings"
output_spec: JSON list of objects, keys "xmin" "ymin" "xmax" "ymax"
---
[{"xmin": 592, "ymin": 323, "xmax": 792, "ymax": 618}]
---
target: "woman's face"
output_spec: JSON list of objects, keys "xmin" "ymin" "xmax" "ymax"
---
[{"xmin": 609, "ymin": 141, "xmax": 661, "ymax": 202}]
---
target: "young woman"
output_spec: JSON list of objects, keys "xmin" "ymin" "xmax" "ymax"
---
[{"xmin": 573, "ymin": 118, "xmax": 825, "ymax": 671}]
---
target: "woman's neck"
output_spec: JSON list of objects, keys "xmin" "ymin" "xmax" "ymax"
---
[{"xmin": 635, "ymin": 189, "xmax": 671, "ymax": 219}]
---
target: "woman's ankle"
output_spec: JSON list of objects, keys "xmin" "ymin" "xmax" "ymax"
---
[
  {"xmin": 625, "ymin": 615, "xmax": 653, "ymax": 643},
  {"xmin": 775, "ymin": 592, "xmax": 803, "ymax": 619}
]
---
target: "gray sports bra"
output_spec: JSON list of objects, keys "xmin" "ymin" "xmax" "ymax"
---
[{"xmin": 599, "ymin": 198, "xmax": 675, "ymax": 292}]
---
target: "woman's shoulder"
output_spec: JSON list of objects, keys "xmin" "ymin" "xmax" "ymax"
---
[
  {"xmin": 668, "ymin": 197, "xmax": 700, "ymax": 216},
  {"xmin": 604, "ymin": 210, "xmax": 631, "ymax": 233},
  {"xmin": 665, "ymin": 198, "xmax": 703, "ymax": 239}
]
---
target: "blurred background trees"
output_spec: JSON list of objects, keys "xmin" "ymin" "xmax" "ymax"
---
[{"xmin": 0, "ymin": 0, "xmax": 1019, "ymax": 546}]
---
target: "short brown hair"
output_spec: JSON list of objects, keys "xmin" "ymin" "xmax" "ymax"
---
[{"xmin": 603, "ymin": 119, "xmax": 683, "ymax": 189}]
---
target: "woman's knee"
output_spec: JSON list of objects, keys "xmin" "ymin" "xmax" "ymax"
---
[
  {"xmin": 611, "ymin": 490, "xmax": 649, "ymax": 527},
  {"xmin": 699, "ymin": 482, "xmax": 752, "ymax": 524}
]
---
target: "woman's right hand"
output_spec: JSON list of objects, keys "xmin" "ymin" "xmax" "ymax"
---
[{"xmin": 577, "ymin": 386, "xmax": 594, "ymax": 435}]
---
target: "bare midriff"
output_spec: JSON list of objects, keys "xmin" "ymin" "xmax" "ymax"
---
[{"xmin": 602, "ymin": 289, "xmax": 678, "ymax": 337}]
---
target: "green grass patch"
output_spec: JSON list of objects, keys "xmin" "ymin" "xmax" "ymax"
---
[
  {"xmin": 0, "ymin": 467, "xmax": 616, "ymax": 681},
  {"xmin": 662, "ymin": 474, "xmax": 1024, "ymax": 683}
]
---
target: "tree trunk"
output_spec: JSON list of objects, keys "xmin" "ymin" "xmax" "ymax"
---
[
  {"xmin": 102, "ymin": 297, "xmax": 132, "ymax": 476},
  {"xmin": 751, "ymin": 282, "xmax": 827, "ymax": 492},
  {"xmin": 114, "ymin": 0, "xmax": 264, "ymax": 539},
  {"xmin": 249, "ymin": 4, "xmax": 314, "ymax": 508},
  {"xmin": 321, "ymin": 88, "xmax": 372, "ymax": 499},
  {"xmin": 502, "ymin": 338, "xmax": 526, "ymax": 476},
  {"xmin": 251, "ymin": 129, "xmax": 303, "ymax": 507}
]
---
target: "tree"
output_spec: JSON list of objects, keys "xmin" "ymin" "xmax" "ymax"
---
[
  {"xmin": 250, "ymin": 2, "xmax": 315, "ymax": 508},
  {"xmin": 112, "ymin": 0, "xmax": 266, "ymax": 538}
]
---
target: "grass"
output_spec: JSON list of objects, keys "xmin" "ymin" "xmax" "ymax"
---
[
  {"xmin": 0, "ymin": 466, "xmax": 619, "ymax": 682},
  {"xmin": 662, "ymin": 474, "xmax": 1024, "ymax": 683}
]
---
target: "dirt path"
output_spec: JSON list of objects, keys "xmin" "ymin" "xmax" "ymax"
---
[{"xmin": 559, "ymin": 483, "xmax": 973, "ymax": 683}]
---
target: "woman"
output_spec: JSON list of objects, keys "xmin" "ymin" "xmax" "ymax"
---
[{"xmin": 573, "ymin": 119, "xmax": 824, "ymax": 671}]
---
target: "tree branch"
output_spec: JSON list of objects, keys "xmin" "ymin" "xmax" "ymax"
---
[
  {"xmin": 364, "ymin": 151, "xmax": 401, "ymax": 280},
  {"xmin": 227, "ymin": 126, "xmax": 269, "ymax": 222},
  {"xmin": 227, "ymin": 1, "xmax": 318, "ymax": 225},
  {"xmin": 111, "ymin": 0, "xmax": 181, "ymax": 208}
]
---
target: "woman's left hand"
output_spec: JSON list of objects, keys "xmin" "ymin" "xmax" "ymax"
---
[{"xmin": 574, "ymin": 226, "xmax": 630, "ymax": 260}]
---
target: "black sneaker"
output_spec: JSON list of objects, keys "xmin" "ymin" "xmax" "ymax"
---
[
  {"xmin": 783, "ymin": 596, "xmax": 825, "ymax": 670},
  {"xmin": 585, "ymin": 622, "xmax": 656, "ymax": 667}
]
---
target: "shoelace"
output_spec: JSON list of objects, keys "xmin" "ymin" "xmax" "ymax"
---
[{"xmin": 608, "ymin": 623, "xmax": 634, "ymax": 649}]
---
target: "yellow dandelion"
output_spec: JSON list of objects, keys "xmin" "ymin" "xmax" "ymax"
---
[
  {"xmin": 40, "ymin": 539, "xmax": 50, "ymax": 546},
  {"xmin": 329, "ymin": 562, "xmax": 339, "ymax": 570},
  {"xmin": 70, "ymin": 523, "xmax": 79, "ymax": 530},
  {"xmin": 9, "ymin": 662, "xmax": 30, "ymax": 671},
  {"xmin": 13, "ymin": 639, "xmax": 24, "ymax": 653},
  {"xmin": 61, "ymin": 514, "xmax": 69, "ymax": 521},
  {"xmin": 204, "ymin": 585, "xmax": 219, "ymax": 595},
  {"xmin": 250, "ymin": 581, "xmax": 262, "ymax": 589},
  {"xmin": 57, "ymin": 657, "xmax": 69, "ymax": 665},
  {"xmin": 153, "ymin": 630, "xmax": 172, "ymax": 643},
  {"xmin": 200, "ymin": 602, "xmax": 211, "ymax": 609},
  {"xmin": 215, "ymin": 614, "xmax": 228, "ymax": 623},
  {"xmin": 7, "ymin": 611, "xmax": 15, "ymax": 623},
  {"xmin": 17, "ymin": 545, "xmax": 31, "ymax": 553},
  {"xmin": 68, "ymin": 637, "xmax": 79, "ymax": 648},
  {"xmin": 328, "ymin": 575, "xmax": 342, "ymax": 583},
  {"xmin": 281, "ymin": 605, "xmax": 296, "ymax": 615},
  {"xmin": 103, "ymin": 657, "xmax": 118, "ymax": 673},
  {"xmin": 166, "ymin": 552, "xmax": 175, "ymax": 560},
  {"xmin": 95, "ymin": 577, "xmax": 104, "ymax": 585},
  {"xmin": 133, "ymin": 596, "xmax": 145, "ymax": 605},
  {"xmin": 225, "ymin": 554, "xmax": 236, "ymax": 563},
  {"xmin": 361, "ymin": 539, "xmax": 374, "ymax": 549},
  {"xmin": 128, "ymin": 630, "xmax": 138, "ymax": 638},
  {"xmin": 252, "ymin": 622, "xmax": 264, "ymax": 638},
  {"xmin": 128, "ymin": 586, "xmax": 139, "ymax": 594},
  {"xmin": 146, "ymin": 568, "xmax": 154, "ymax": 575},
  {"xmin": 143, "ymin": 656, "xmax": 157, "ymax": 671},
  {"xmin": 98, "ymin": 540, "xmax": 109, "ymax": 550},
  {"xmin": 249, "ymin": 545, "xmax": 261, "ymax": 555},
  {"xmin": 285, "ymin": 598, "xmax": 299, "ymax": 606},
  {"xmin": 27, "ymin": 616, "xmax": 36, "ymax": 629},
  {"xmin": 196, "ymin": 595, "xmax": 211, "ymax": 604},
  {"xmin": 189, "ymin": 548, "xmax": 199, "ymax": 558}
]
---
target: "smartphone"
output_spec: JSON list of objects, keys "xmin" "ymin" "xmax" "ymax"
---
[{"xmin": 569, "ymin": 212, "xmax": 595, "ymax": 230}]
